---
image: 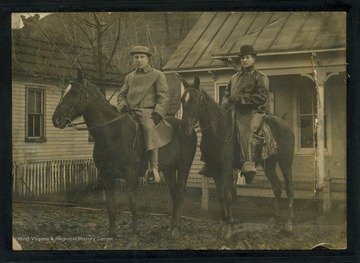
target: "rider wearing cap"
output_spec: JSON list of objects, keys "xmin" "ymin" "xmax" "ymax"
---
[{"xmin": 117, "ymin": 46, "xmax": 172, "ymax": 183}]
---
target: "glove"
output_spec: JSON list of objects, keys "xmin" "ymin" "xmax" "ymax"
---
[
  {"xmin": 227, "ymin": 96, "xmax": 238, "ymax": 104},
  {"xmin": 120, "ymin": 105, "xmax": 129, "ymax": 114},
  {"xmin": 151, "ymin": 111, "xmax": 162, "ymax": 126}
]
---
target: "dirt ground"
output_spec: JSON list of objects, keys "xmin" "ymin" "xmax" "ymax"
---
[{"xmin": 12, "ymin": 184, "xmax": 347, "ymax": 251}]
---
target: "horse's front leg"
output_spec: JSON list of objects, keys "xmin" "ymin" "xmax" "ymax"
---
[
  {"xmin": 167, "ymin": 167, "xmax": 188, "ymax": 238},
  {"xmin": 126, "ymin": 168, "xmax": 139, "ymax": 234},
  {"xmin": 219, "ymin": 166, "xmax": 235, "ymax": 240},
  {"xmin": 164, "ymin": 167, "xmax": 178, "ymax": 236},
  {"xmin": 223, "ymin": 178, "xmax": 234, "ymax": 240},
  {"xmin": 212, "ymin": 175, "xmax": 228, "ymax": 237},
  {"xmin": 103, "ymin": 177, "xmax": 116, "ymax": 238}
]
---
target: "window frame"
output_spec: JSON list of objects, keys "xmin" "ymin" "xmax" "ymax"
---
[
  {"xmin": 293, "ymin": 85, "xmax": 332, "ymax": 155},
  {"xmin": 25, "ymin": 86, "xmax": 47, "ymax": 142},
  {"xmin": 215, "ymin": 83, "xmax": 228, "ymax": 103}
]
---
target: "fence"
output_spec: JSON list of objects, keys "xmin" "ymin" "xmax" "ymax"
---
[
  {"xmin": 12, "ymin": 159, "xmax": 98, "ymax": 197},
  {"xmin": 12, "ymin": 158, "xmax": 346, "ymax": 214}
]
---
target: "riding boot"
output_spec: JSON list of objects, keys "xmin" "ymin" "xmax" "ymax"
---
[
  {"xmin": 241, "ymin": 143, "xmax": 257, "ymax": 184},
  {"xmin": 198, "ymin": 156, "xmax": 211, "ymax": 177},
  {"xmin": 147, "ymin": 148, "xmax": 161, "ymax": 184},
  {"xmin": 198, "ymin": 163, "xmax": 210, "ymax": 177}
]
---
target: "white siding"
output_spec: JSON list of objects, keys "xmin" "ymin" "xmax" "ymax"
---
[{"xmin": 12, "ymin": 81, "xmax": 94, "ymax": 162}]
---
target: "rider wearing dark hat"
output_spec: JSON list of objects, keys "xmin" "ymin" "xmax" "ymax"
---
[
  {"xmin": 117, "ymin": 46, "xmax": 172, "ymax": 183},
  {"xmin": 199, "ymin": 45, "xmax": 269, "ymax": 184}
]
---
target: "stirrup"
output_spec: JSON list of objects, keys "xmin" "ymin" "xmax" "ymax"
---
[
  {"xmin": 145, "ymin": 169, "xmax": 161, "ymax": 184},
  {"xmin": 243, "ymin": 171, "xmax": 256, "ymax": 184}
]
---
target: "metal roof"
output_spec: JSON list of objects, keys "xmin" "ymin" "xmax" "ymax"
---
[{"xmin": 163, "ymin": 12, "xmax": 346, "ymax": 72}]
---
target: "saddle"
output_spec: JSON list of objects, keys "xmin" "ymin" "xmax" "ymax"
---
[
  {"xmin": 261, "ymin": 122, "xmax": 278, "ymax": 160},
  {"xmin": 232, "ymin": 122, "xmax": 278, "ymax": 170}
]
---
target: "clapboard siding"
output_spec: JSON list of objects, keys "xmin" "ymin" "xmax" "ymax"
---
[{"xmin": 12, "ymin": 80, "xmax": 94, "ymax": 162}]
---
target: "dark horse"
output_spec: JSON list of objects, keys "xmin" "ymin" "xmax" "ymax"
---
[
  {"xmin": 181, "ymin": 76, "xmax": 295, "ymax": 239},
  {"xmin": 52, "ymin": 70, "xmax": 197, "ymax": 239}
]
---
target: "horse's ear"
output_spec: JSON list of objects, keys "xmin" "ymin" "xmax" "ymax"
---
[
  {"xmin": 194, "ymin": 76, "xmax": 200, "ymax": 90},
  {"xmin": 76, "ymin": 70, "xmax": 84, "ymax": 84},
  {"xmin": 182, "ymin": 79, "xmax": 190, "ymax": 89}
]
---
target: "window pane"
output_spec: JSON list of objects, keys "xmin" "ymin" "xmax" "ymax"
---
[
  {"xmin": 28, "ymin": 114, "xmax": 34, "ymax": 137},
  {"xmin": 28, "ymin": 90, "xmax": 35, "ymax": 113},
  {"xmin": 300, "ymin": 116, "xmax": 314, "ymax": 148},
  {"xmin": 35, "ymin": 90, "xmax": 42, "ymax": 113},
  {"xmin": 219, "ymin": 86, "xmax": 227, "ymax": 102},
  {"xmin": 34, "ymin": 115, "xmax": 41, "ymax": 137},
  {"xmin": 26, "ymin": 87, "xmax": 45, "ymax": 139},
  {"xmin": 299, "ymin": 92, "xmax": 313, "ymax": 114}
]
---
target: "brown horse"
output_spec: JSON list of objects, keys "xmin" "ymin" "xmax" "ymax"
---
[
  {"xmin": 181, "ymin": 76, "xmax": 295, "ymax": 239},
  {"xmin": 52, "ymin": 70, "xmax": 197, "ymax": 239}
]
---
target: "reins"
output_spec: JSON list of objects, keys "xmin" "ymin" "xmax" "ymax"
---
[
  {"xmin": 66, "ymin": 114, "xmax": 128, "ymax": 131},
  {"xmin": 186, "ymin": 88, "xmax": 235, "ymax": 143},
  {"xmin": 63, "ymin": 80, "xmax": 133, "ymax": 131}
]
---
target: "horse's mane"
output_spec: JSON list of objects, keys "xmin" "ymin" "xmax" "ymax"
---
[
  {"xmin": 85, "ymin": 79, "xmax": 119, "ymax": 114},
  {"xmin": 200, "ymin": 88, "xmax": 226, "ymax": 114}
]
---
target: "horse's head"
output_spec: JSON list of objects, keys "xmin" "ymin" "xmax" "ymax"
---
[
  {"xmin": 181, "ymin": 76, "xmax": 205, "ymax": 136},
  {"xmin": 52, "ymin": 70, "xmax": 88, "ymax": 129}
]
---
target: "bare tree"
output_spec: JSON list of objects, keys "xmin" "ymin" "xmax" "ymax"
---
[{"xmin": 13, "ymin": 12, "xmax": 202, "ymax": 107}]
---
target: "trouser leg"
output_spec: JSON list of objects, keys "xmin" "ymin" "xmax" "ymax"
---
[
  {"xmin": 237, "ymin": 112, "xmax": 264, "ymax": 184},
  {"xmin": 146, "ymin": 148, "xmax": 160, "ymax": 183}
]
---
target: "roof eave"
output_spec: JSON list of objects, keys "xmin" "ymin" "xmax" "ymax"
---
[
  {"xmin": 163, "ymin": 66, "xmax": 234, "ymax": 74},
  {"xmin": 213, "ymin": 48, "xmax": 346, "ymax": 59}
]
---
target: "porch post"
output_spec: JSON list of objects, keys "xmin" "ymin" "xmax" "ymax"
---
[{"xmin": 314, "ymin": 68, "xmax": 326, "ymax": 191}]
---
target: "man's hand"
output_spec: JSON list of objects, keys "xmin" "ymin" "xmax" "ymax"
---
[
  {"xmin": 151, "ymin": 111, "xmax": 162, "ymax": 126},
  {"xmin": 227, "ymin": 96, "xmax": 238, "ymax": 104},
  {"xmin": 120, "ymin": 105, "xmax": 129, "ymax": 114}
]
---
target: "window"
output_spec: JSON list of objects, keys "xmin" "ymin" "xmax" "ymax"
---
[
  {"xmin": 297, "ymin": 85, "xmax": 327, "ymax": 150},
  {"xmin": 215, "ymin": 84, "xmax": 228, "ymax": 103},
  {"xmin": 26, "ymin": 87, "xmax": 46, "ymax": 142}
]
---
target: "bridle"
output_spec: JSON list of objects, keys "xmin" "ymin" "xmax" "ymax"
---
[
  {"xmin": 183, "ymin": 88, "xmax": 234, "ymax": 143},
  {"xmin": 62, "ymin": 80, "xmax": 129, "ymax": 131}
]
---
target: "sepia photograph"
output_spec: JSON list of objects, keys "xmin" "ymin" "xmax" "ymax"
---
[{"xmin": 10, "ymin": 10, "xmax": 349, "ymax": 253}]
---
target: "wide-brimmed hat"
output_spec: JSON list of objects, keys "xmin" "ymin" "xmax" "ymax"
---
[
  {"xmin": 239, "ymin": 45, "xmax": 257, "ymax": 57},
  {"xmin": 129, "ymin": 46, "xmax": 152, "ymax": 57}
]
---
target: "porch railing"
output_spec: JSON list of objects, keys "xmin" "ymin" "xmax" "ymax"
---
[{"xmin": 12, "ymin": 159, "xmax": 98, "ymax": 197}]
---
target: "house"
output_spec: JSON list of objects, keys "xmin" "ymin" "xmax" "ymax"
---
[
  {"xmin": 11, "ymin": 25, "xmax": 121, "ymax": 196},
  {"xmin": 163, "ymin": 12, "xmax": 346, "ymax": 200}
]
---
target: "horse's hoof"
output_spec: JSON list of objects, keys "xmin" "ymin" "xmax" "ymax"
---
[
  {"xmin": 126, "ymin": 231, "xmax": 140, "ymax": 249},
  {"xmin": 108, "ymin": 231, "xmax": 116, "ymax": 239},
  {"xmin": 222, "ymin": 231, "xmax": 233, "ymax": 240},
  {"xmin": 103, "ymin": 240, "xmax": 116, "ymax": 250},
  {"xmin": 221, "ymin": 226, "xmax": 233, "ymax": 240},
  {"xmin": 284, "ymin": 219, "xmax": 293, "ymax": 232},
  {"xmin": 171, "ymin": 229, "xmax": 180, "ymax": 239},
  {"xmin": 217, "ymin": 222, "xmax": 226, "ymax": 234}
]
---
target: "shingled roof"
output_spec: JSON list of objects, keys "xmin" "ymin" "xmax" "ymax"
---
[
  {"xmin": 12, "ymin": 29, "xmax": 121, "ymax": 86},
  {"xmin": 163, "ymin": 12, "xmax": 346, "ymax": 72}
]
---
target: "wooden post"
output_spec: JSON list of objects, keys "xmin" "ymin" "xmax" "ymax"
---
[
  {"xmin": 201, "ymin": 176, "xmax": 209, "ymax": 211},
  {"xmin": 314, "ymin": 68, "xmax": 326, "ymax": 190}
]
